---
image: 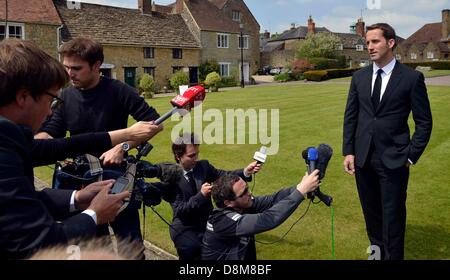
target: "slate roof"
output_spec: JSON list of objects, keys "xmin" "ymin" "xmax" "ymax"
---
[
  {"xmin": 333, "ymin": 32, "xmax": 366, "ymax": 48},
  {"xmin": 54, "ymin": 0, "xmax": 199, "ymax": 48},
  {"xmin": 0, "ymin": 0, "xmax": 61, "ymax": 25},
  {"xmin": 184, "ymin": 0, "xmax": 241, "ymax": 33},
  {"xmin": 270, "ymin": 26, "xmax": 330, "ymax": 42}
]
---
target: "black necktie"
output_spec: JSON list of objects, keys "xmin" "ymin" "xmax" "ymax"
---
[
  {"xmin": 186, "ymin": 171, "xmax": 196, "ymax": 192},
  {"xmin": 372, "ymin": 69, "xmax": 383, "ymax": 110}
]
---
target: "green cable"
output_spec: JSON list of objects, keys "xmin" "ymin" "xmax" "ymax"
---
[{"xmin": 331, "ymin": 205, "xmax": 335, "ymax": 259}]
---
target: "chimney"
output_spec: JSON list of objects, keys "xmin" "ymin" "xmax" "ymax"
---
[
  {"xmin": 138, "ymin": 0, "xmax": 152, "ymax": 14},
  {"xmin": 355, "ymin": 18, "xmax": 365, "ymax": 37},
  {"xmin": 175, "ymin": 0, "xmax": 187, "ymax": 14},
  {"xmin": 307, "ymin": 15, "xmax": 316, "ymax": 34},
  {"xmin": 442, "ymin": 9, "xmax": 450, "ymax": 40},
  {"xmin": 264, "ymin": 30, "xmax": 270, "ymax": 39}
]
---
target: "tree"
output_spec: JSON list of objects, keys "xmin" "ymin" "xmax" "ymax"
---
[
  {"xmin": 205, "ymin": 72, "xmax": 221, "ymax": 92},
  {"xmin": 296, "ymin": 32, "xmax": 342, "ymax": 59},
  {"xmin": 199, "ymin": 60, "xmax": 220, "ymax": 82},
  {"xmin": 139, "ymin": 73, "xmax": 156, "ymax": 98},
  {"xmin": 169, "ymin": 71, "xmax": 189, "ymax": 93}
]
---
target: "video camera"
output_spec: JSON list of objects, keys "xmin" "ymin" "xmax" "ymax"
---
[
  {"xmin": 53, "ymin": 143, "xmax": 182, "ymax": 208},
  {"xmin": 301, "ymin": 144, "xmax": 333, "ymax": 206}
]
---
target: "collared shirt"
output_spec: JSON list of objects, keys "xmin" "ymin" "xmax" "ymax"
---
[
  {"xmin": 371, "ymin": 58, "xmax": 396, "ymax": 101},
  {"xmin": 70, "ymin": 191, "xmax": 97, "ymax": 224}
]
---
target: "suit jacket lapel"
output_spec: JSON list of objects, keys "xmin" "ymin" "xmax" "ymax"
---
[{"xmin": 376, "ymin": 62, "xmax": 402, "ymax": 114}]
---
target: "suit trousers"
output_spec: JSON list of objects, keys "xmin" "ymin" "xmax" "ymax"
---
[{"xmin": 355, "ymin": 145, "xmax": 409, "ymax": 260}]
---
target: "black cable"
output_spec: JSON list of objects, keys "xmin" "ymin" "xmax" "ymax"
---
[{"xmin": 256, "ymin": 198, "xmax": 312, "ymax": 245}]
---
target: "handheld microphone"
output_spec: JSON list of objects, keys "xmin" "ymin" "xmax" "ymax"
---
[
  {"xmin": 137, "ymin": 86, "xmax": 206, "ymax": 159},
  {"xmin": 253, "ymin": 146, "xmax": 267, "ymax": 164},
  {"xmin": 155, "ymin": 85, "xmax": 206, "ymax": 125}
]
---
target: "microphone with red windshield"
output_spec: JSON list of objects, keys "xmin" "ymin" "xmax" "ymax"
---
[
  {"xmin": 137, "ymin": 86, "xmax": 206, "ymax": 159},
  {"xmin": 155, "ymin": 85, "xmax": 206, "ymax": 125}
]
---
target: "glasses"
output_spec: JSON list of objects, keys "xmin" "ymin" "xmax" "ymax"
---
[
  {"xmin": 44, "ymin": 91, "xmax": 64, "ymax": 111},
  {"xmin": 236, "ymin": 186, "xmax": 250, "ymax": 199}
]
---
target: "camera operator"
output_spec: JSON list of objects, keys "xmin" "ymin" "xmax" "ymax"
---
[
  {"xmin": 0, "ymin": 39, "xmax": 137, "ymax": 259},
  {"xmin": 34, "ymin": 37, "xmax": 163, "ymax": 257},
  {"xmin": 168, "ymin": 133, "xmax": 262, "ymax": 260},
  {"xmin": 201, "ymin": 171, "xmax": 319, "ymax": 260}
]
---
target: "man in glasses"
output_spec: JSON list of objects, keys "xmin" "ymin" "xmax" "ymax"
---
[
  {"xmin": 168, "ymin": 133, "xmax": 262, "ymax": 260},
  {"xmin": 35, "ymin": 37, "xmax": 162, "ymax": 257},
  {"xmin": 202, "ymin": 170, "xmax": 320, "ymax": 260},
  {"xmin": 0, "ymin": 39, "xmax": 158, "ymax": 258}
]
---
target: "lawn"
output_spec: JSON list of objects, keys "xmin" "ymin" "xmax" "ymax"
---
[
  {"xmin": 330, "ymin": 69, "xmax": 450, "ymax": 82},
  {"xmin": 34, "ymin": 83, "xmax": 450, "ymax": 259}
]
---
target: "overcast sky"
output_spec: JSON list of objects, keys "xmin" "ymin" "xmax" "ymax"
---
[{"xmin": 76, "ymin": 0, "xmax": 449, "ymax": 38}]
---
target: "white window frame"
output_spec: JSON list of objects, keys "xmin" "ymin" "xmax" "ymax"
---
[
  {"xmin": 0, "ymin": 22, "xmax": 25, "ymax": 40},
  {"xmin": 356, "ymin": 45, "xmax": 364, "ymax": 51},
  {"xmin": 219, "ymin": 62, "xmax": 231, "ymax": 77},
  {"xmin": 410, "ymin": 53, "xmax": 417, "ymax": 60},
  {"xmin": 238, "ymin": 35, "xmax": 249, "ymax": 49},
  {"xmin": 217, "ymin": 33, "xmax": 230, "ymax": 48},
  {"xmin": 232, "ymin": 10, "xmax": 241, "ymax": 22},
  {"xmin": 336, "ymin": 44, "xmax": 343, "ymax": 51},
  {"xmin": 395, "ymin": 54, "xmax": 402, "ymax": 61},
  {"xmin": 427, "ymin": 52, "xmax": 434, "ymax": 59}
]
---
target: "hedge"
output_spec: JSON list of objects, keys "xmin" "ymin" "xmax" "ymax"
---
[
  {"xmin": 304, "ymin": 68, "xmax": 360, "ymax": 81},
  {"xmin": 402, "ymin": 61, "xmax": 450, "ymax": 70}
]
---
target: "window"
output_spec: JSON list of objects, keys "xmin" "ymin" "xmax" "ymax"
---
[
  {"xmin": 144, "ymin": 67, "xmax": 155, "ymax": 77},
  {"xmin": 410, "ymin": 53, "xmax": 417, "ymax": 60},
  {"xmin": 219, "ymin": 63, "xmax": 230, "ymax": 77},
  {"xmin": 0, "ymin": 23, "xmax": 24, "ymax": 40},
  {"xmin": 232, "ymin": 10, "xmax": 241, "ymax": 22},
  {"xmin": 238, "ymin": 35, "xmax": 249, "ymax": 49},
  {"xmin": 427, "ymin": 52, "xmax": 434, "ymax": 59},
  {"xmin": 395, "ymin": 54, "xmax": 402, "ymax": 61},
  {"xmin": 217, "ymin": 33, "xmax": 229, "ymax": 48},
  {"xmin": 336, "ymin": 44, "xmax": 343, "ymax": 51},
  {"xmin": 172, "ymin": 66, "xmax": 183, "ymax": 73},
  {"xmin": 144, "ymin": 47, "xmax": 154, "ymax": 59},
  {"xmin": 173, "ymin": 48, "xmax": 182, "ymax": 59},
  {"xmin": 356, "ymin": 45, "xmax": 364, "ymax": 51}
]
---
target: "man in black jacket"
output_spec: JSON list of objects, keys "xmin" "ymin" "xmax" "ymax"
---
[
  {"xmin": 0, "ymin": 39, "xmax": 137, "ymax": 259},
  {"xmin": 343, "ymin": 23, "xmax": 432, "ymax": 259},
  {"xmin": 35, "ymin": 37, "xmax": 162, "ymax": 255},
  {"xmin": 201, "ymin": 171, "xmax": 319, "ymax": 260},
  {"xmin": 169, "ymin": 133, "xmax": 261, "ymax": 260}
]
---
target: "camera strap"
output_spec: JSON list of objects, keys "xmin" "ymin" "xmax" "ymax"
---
[{"xmin": 85, "ymin": 154, "xmax": 103, "ymax": 181}]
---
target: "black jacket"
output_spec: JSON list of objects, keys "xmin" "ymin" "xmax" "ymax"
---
[
  {"xmin": 202, "ymin": 187, "xmax": 305, "ymax": 260},
  {"xmin": 343, "ymin": 62, "xmax": 432, "ymax": 169},
  {"xmin": 0, "ymin": 116, "xmax": 111, "ymax": 259},
  {"xmin": 169, "ymin": 160, "xmax": 250, "ymax": 239}
]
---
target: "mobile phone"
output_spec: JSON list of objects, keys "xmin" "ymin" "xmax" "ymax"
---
[{"xmin": 111, "ymin": 177, "xmax": 129, "ymax": 194}]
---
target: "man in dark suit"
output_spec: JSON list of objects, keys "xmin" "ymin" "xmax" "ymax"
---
[
  {"xmin": 343, "ymin": 23, "xmax": 432, "ymax": 260},
  {"xmin": 0, "ymin": 39, "xmax": 131, "ymax": 259},
  {"xmin": 168, "ymin": 133, "xmax": 261, "ymax": 260}
]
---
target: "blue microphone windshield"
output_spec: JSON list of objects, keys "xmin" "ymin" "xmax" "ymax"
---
[{"xmin": 307, "ymin": 147, "xmax": 318, "ymax": 161}]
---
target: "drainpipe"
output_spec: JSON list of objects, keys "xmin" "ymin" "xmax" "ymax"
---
[{"xmin": 57, "ymin": 24, "xmax": 63, "ymax": 60}]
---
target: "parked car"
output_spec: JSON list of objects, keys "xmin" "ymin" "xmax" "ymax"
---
[
  {"xmin": 257, "ymin": 66, "xmax": 271, "ymax": 75},
  {"xmin": 269, "ymin": 67, "xmax": 282, "ymax": 75}
]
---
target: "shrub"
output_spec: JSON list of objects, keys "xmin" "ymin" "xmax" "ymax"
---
[
  {"xmin": 403, "ymin": 61, "xmax": 450, "ymax": 70},
  {"xmin": 199, "ymin": 60, "xmax": 220, "ymax": 82},
  {"xmin": 218, "ymin": 76, "xmax": 239, "ymax": 88},
  {"xmin": 309, "ymin": 57, "xmax": 344, "ymax": 70},
  {"xmin": 138, "ymin": 73, "xmax": 156, "ymax": 98},
  {"xmin": 205, "ymin": 72, "xmax": 221, "ymax": 92},
  {"xmin": 303, "ymin": 70, "xmax": 328, "ymax": 81},
  {"xmin": 169, "ymin": 71, "xmax": 189, "ymax": 93},
  {"xmin": 274, "ymin": 72, "xmax": 292, "ymax": 82}
]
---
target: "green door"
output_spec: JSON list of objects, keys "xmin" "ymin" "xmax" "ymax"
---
[{"xmin": 124, "ymin": 67, "xmax": 136, "ymax": 87}]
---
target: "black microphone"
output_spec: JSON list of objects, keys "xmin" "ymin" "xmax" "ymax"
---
[{"xmin": 316, "ymin": 143, "xmax": 333, "ymax": 180}]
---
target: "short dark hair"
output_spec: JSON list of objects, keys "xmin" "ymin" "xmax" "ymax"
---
[
  {"xmin": 212, "ymin": 173, "xmax": 241, "ymax": 208},
  {"xmin": 366, "ymin": 23, "xmax": 397, "ymax": 50},
  {"xmin": 0, "ymin": 38, "xmax": 68, "ymax": 107},
  {"xmin": 58, "ymin": 37, "xmax": 104, "ymax": 66},
  {"xmin": 171, "ymin": 132, "xmax": 200, "ymax": 163}
]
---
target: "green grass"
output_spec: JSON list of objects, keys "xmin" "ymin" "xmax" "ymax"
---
[{"xmin": 34, "ymin": 83, "xmax": 450, "ymax": 259}]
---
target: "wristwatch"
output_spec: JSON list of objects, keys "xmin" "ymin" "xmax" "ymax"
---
[{"xmin": 121, "ymin": 142, "xmax": 130, "ymax": 153}]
